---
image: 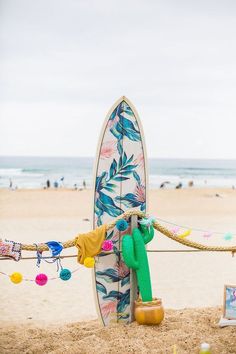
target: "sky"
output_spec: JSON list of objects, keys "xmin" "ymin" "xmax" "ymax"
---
[{"xmin": 0, "ymin": 0, "xmax": 236, "ymax": 159}]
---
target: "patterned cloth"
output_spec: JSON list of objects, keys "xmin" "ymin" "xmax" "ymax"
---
[{"xmin": 0, "ymin": 239, "xmax": 22, "ymax": 261}]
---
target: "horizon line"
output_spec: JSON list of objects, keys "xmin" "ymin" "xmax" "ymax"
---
[{"xmin": 1, "ymin": 155, "xmax": 236, "ymax": 161}]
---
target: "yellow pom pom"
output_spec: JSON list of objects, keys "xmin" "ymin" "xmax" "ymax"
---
[
  {"xmin": 84, "ymin": 257, "xmax": 95, "ymax": 268},
  {"xmin": 179, "ymin": 229, "xmax": 191, "ymax": 238},
  {"xmin": 10, "ymin": 272, "xmax": 23, "ymax": 284}
]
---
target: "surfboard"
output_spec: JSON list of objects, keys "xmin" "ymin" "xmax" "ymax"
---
[{"xmin": 92, "ymin": 96, "xmax": 148, "ymax": 326}]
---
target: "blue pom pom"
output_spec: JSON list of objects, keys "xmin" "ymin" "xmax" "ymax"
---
[
  {"xmin": 59, "ymin": 268, "xmax": 72, "ymax": 281},
  {"xmin": 116, "ymin": 219, "xmax": 128, "ymax": 231}
]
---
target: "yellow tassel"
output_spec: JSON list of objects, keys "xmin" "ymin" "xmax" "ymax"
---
[{"xmin": 178, "ymin": 229, "xmax": 191, "ymax": 238}]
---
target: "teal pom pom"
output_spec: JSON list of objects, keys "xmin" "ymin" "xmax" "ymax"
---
[
  {"xmin": 224, "ymin": 232, "xmax": 233, "ymax": 241},
  {"xmin": 116, "ymin": 219, "xmax": 128, "ymax": 231},
  {"xmin": 60, "ymin": 268, "xmax": 72, "ymax": 281}
]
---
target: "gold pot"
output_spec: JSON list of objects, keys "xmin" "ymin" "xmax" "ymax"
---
[{"xmin": 134, "ymin": 298, "xmax": 164, "ymax": 325}]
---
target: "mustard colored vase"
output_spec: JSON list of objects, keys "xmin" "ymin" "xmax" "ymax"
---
[{"xmin": 134, "ymin": 298, "xmax": 164, "ymax": 325}]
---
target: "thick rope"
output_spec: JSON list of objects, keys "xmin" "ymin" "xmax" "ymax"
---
[
  {"xmin": 153, "ymin": 221, "xmax": 236, "ymax": 253},
  {"xmin": 20, "ymin": 209, "xmax": 236, "ymax": 253},
  {"xmin": 21, "ymin": 209, "xmax": 144, "ymax": 251}
]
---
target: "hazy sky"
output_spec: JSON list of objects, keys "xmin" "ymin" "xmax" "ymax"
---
[{"xmin": 0, "ymin": 0, "xmax": 236, "ymax": 158}]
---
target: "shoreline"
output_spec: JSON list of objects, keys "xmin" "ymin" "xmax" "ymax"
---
[{"xmin": 1, "ymin": 186, "xmax": 236, "ymax": 190}]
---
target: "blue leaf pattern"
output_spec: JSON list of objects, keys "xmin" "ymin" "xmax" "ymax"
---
[
  {"xmin": 109, "ymin": 103, "xmax": 141, "ymax": 143},
  {"xmin": 96, "ymin": 281, "xmax": 107, "ymax": 295},
  {"xmin": 115, "ymin": 193, "xmax": 144, "ymax": 209},
  {"xmin": 133, "ymin": 171, "xmax": 141, "ymax": 184},
  {"xmin": 96, "ymin": 268, "xmax": 121, "ymax": 283},
  {"xmin": 121, "ymin": 275, "xmax": 130, "ymax": 287},
  {"xmin": 117, "ymin": 289, "xmax": 130, "ymax": 313},
  {"xmin": 94, "ymin": 100, "xmax": 146, "ymax": 324},
  {"xmin": 96, "ymin": 191, "xmax": 123, "ymax": 221}
]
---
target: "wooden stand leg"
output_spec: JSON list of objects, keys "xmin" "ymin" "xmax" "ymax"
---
[{"xmin": 130, "ymin": 214, "xmax": 138, "ymax": 322}]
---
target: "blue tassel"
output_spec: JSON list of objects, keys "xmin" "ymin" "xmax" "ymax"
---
[{"xmin": 46, "ymin": 241, "xmax": 63, "ymax": 257}]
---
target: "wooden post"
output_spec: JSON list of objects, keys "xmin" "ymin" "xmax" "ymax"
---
[{"xmin": 129, "ymin": 214, "xmax": 138, "ymax": 322}]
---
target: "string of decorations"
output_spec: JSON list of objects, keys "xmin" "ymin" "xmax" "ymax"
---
[
  {"xmin": 154, "ymin": 216, "xmax": 235, "ymax": 240},
  {"xmin": 4, "ymin": 209, "xmax": 234, "ymax": 253},
  {"xmin": 0, "ymin": 249, "xmax": 206, "ymax": 262},
  {"xmin": 0, "ymin": 267, "xmax": 80, "ymax": 285},
  {"xmin": 1, "ymin": 209, "xmax": 236, "ymax": 287}
]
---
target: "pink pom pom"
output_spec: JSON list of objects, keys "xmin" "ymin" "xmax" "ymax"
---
[
  {"xmin": 35, "ymin": 273, "xmax": 48, "ymax": 286},
  {"xmin": 102, "ymin": 240, "xmax": 114, "ymax": 251},
  {"xmin": 203, "ymin": 232, "xmax": 212, "ymax": 238},
  {"xmin": 171, "ymin": 227, "xmax": 180, "ymax": 234}
]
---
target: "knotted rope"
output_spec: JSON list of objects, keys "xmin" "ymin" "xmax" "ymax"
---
[{"xmin": 21, "ymin": 209, "xmax": 236, "ymax": 253}]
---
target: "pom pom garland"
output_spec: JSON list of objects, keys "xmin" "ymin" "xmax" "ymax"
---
[
  {"xmin": 203, "ymin": 232, "xmax": 212, "ymax": 238},
  {"xmin": 178, "ymin": 229, "xmax": 191, "ymax": 239},
  {"xmin": 84, "ymin": 257, "xmax": 95, "ymax": 268},
  {"xmin": 10, "ymin": 272, "xmax": 23, "ymax": 284},
  {"xmin": 0, "ymin": 267, "xmax": 80, "ymax": 284},
  {"xmin": 59, "ymin": 268, "xmax": 72, "ymax": 281},
  {"xmin": 102, "ymin": 240, "xmax": 114, "ymax": 251},
  {"xmin": 116, "ymin": 219, "xmax": 128, "ymax": 231},
  {"xmin": 171, "ymin": 227, "xmax": 180, "ymax": 235},
  {"xmin": 35, "ymin": 273, "xmax": 48, "ymax": 286},
  {"xmin": 224, "ymin": 232, "xmax": 233, "ymax": 241}
]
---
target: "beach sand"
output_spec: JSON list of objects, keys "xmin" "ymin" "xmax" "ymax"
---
[{"xmin": 1, "ymin": 188, "xmax": 236, "ymax": 353}]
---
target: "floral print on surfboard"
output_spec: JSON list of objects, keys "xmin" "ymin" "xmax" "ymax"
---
[{"xmin": 94, "ymin": 99, "xmax": 147, "ymax": 325}]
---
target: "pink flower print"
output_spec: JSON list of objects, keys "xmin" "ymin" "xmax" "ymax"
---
[
  {"xmin": 108, "ymin": 115, "xmax": 119, "ymax": 129},
  {"xmin": 117, "ymin": 261, "xmax": 129, "ymax": 279},
  {"xmin": 134, "ymin": 153, "xmax": 145, "ymax": 169},
  {"xmin": 101, "ymin": 300, "xmax": 117, "ymax": 318},
  {"xmin": 111, "ymin": 229, "xmax": 119, "ymax": 242},
  {"xmin": 135, "ymin": 184, "xmax": 146, "ymax": 203},
  {"xmin": 100, "ymin": 141, "xmax": 116, "ymax": 159}
]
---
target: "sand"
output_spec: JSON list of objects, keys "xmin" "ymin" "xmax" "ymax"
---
[
  {"xmin": 0, "ymin": 188, "xmax": 236, "ymax": 353},
  {"xmin": 1, "ymin": 308, "xmax": 236, "ymax": 354}
]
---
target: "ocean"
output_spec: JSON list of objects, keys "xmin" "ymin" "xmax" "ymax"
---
[{"xmin": 0, "ymin": 156, "xmax": 236, "ymax": 189}]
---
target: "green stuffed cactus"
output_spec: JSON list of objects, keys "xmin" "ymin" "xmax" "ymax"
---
[{"xmin": 122, "ymin": 225, "xmax": 154, "ymax": 302}]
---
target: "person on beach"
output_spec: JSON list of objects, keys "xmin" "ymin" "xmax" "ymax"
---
[
  {"xmin": 46, "ymin": 179, "xmax": 50, "ymax": 188},
  {"xmin": 160, "ymin": 181, "xmax": 170, "ymax": 189},
  {"xmin": 60, "ymin": 176, "xmax": 64, "ymax": 187},
  {"xmin": 54, "ymin": 181, "xmax": 59, "ymax": 188},
  {"xmin": 9, "ymin": 178, "xmax": 13, "ymax": 190},
  {"xmin": 83, "ymin": 180, "xmax": 86, "ymax": 189},
  {"xmin": 175, "ymin": 182, "xmax": 182, "ymax": 189}
]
